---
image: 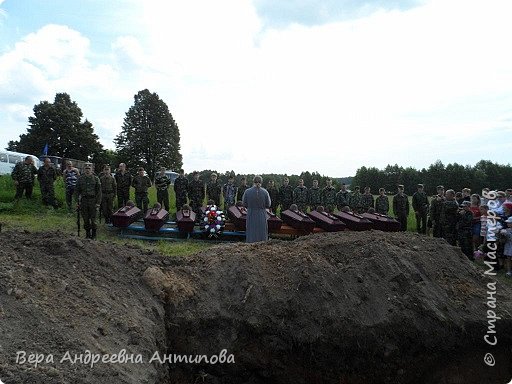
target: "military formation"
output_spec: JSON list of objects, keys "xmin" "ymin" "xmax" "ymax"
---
[{"xmin": 10, "ymin": 158, "xmax": 512, "ymax": 278}]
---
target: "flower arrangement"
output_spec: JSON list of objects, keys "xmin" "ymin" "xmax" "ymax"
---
[{"xmin": 202, "ymin": 205, "xmax": 226, "ymax": 238}]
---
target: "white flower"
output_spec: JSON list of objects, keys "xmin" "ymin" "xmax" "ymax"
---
[
  {"xmin": 216, "ymin": 224, "xmax": 221, "ymax": 230},
  {"xmin": 203, "ymin": 217, "xmax": 208, "ymax": 222},
  {"xmin": 210, "ymin": 228, "xmax": 216, "ymax": 233},
  {"xmin": 205, "ymin": 225, "xmax": 209, "ymax": 229}
]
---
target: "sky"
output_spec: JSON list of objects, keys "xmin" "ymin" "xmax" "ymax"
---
[{"xmin": 0, "ymin": 0, "xmax": 511, "ymax": 177}]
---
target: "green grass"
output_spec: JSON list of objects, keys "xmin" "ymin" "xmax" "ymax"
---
[{"xmin": 0, "ymin": 175, "xmax": 214, "ymax": 257}]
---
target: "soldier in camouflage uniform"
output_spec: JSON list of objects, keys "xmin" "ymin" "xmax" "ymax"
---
[
  {"xmin": 11, "ymin": 156, "xmax": 37, "ymax": 200},
  {"xmin": 173, "ymin": 169, "xmax": 188, "ymax": 211},
  {"xmin": 206, "ymin": 173, "xmax": 221, "ymax": 207},
  {"xmin": 440, "ymin": 189, "xmax": 459, "ymax": 246},
  {"xmin": 349, "ymin": 186, "xmax": 363, "ymax": 214},
  {"xmin": 335, "ymin": 183, "xmax": 349, "ymax": 211},
  {"xmin": 266, "ymin": 180, "xmax": 279, "ymax": 213},
  {"xmin": 278, "ymin": 177, "xmax": 294, "ymax": 214},
  {"xmin": 360, "ymin": 186, "xmax": 374, "ymax": 213},
  {"xmin": 155, "ymin": 167, "xmax": 171, "ymax": 211},
  {"xmin": 309, "ymin": 179, "xmax": 322, "ymax": 211},
  {"xmin": 188, "ymin": 171, "xmax": 205, "ymax": 219},
  {"xmin": 100, "ymin": 165, "xmax": 117, "ymax": 224},
  {"xmin": 429, "ymin": 185, "xmax": 445, "ymax": 238},
  {"xmin": 375, "ymin": 188, "xmax": 389, "ymax": 215},
  {"xmin": 293, "ymin": 179, "xmax": 309, "ymax": 213},
  {"xmin": 321, "ymin": 179, "xmax": 337, "ymax": 213},
  {"xmin": 237, "ymin": 177, "xmax": 249, "ymax": 203},
  {"xmin": 115, "ymin": 163, "xmax": 132, "ymax": 208},
  {"xmin": 132, "ymin": 167, "xmax": 152, "ymax": 212},
  {"xmin": 37, "ymin": 157, "xmax": 58, "ymax": 207},
  {"xmin": 412, "ymin": 183, "xmax": 429, "ymax": 234},
  {"xmin": 392, "ymin": 184, "xmax": 410, "ymax": 232},
  {"xmin": 457, "ymin": 200, "xmax": 474, "ymax": 258},
  {"xmin": 222, "ymin": 174, "xmax": 237, "ymax": 210},
  {"xmin": 75, "ymin": 163, "xmax": 102, "ymax": 239}
]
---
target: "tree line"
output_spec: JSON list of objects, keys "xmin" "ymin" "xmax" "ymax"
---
[{"xmin": 351, "ymin": 161, "xmax": 512, "ymax": 196}]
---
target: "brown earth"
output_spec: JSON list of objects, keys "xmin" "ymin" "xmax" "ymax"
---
[{"xmin": 0, "ymin": 230, "xmax": 511, "ymax": 384}]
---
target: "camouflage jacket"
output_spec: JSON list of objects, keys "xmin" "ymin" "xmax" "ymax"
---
[
  {"xmin": 11, "ymin": 162, "xmax": 37, "ymax": 184},
  {"xmin": 173, "ymin": 176, "xmax": 188, "ymax": 196},
  {"xmin": 349, "ymin": 191, "xmax": 362, "ymax": 209},
  {"xmin": 100, "ymin": 174, "xmax": 117, "ymax": 194},
  {"xmin": 412, "ymin": 191, "xmax": 429, "ymax": 213},
  {"xmin": 457, "ymin": 210, "xmax": 473, "ymax": 233},
  {"xmin": 375, "ymin": 195, "xmax": 389, "ymax": 214},
  {"xmin": 267, "ymin": 186, "xmax": 279, "ymax": 208},
  {"xmin": 321, "ymin": 186, "xmax": 337, "ymax": 207},
  {"xmin": 429, "ymin": 195, "xmax": 445, "ymax": 221},
  {"xmin": 37, "ymin": 166, "xmax": 57, "ymax": 186},
  {"xmin": 115, "ymin": 171, "xmax": 133, "ymax": 192},
  {"xmin": 279, "ymin": 185, "xmax": 294, "ymax": 207},
  {"xmin": 440, "ymin": 200, "xmax": 459, "ymax": 229},
  {"xmin": 392, "ymin": 193, "xmax": 410, "ymax": 215},
  {"xmin": 309, "ymin": 187, "xmax": 322, "ymax": 206},
  {"xmin": 361, "ymin": 193, "xmax": 374, "ymax": 210},
  {"xmin": 206, "ymin": 181, "xmax": 221, "ymax": 201},
  {"xmin": 293, "ymin": 186, "xmax": 309, "ymax": 205},
  {"xmin": 155, "ymin": 174, "xmax": 171, "ymax": 191},
  {"xmin": 132, "ymin": 175, "xmax": 152, "ymax": 195},
  {"xmin": 75, "ymin": 174, "xmax": 102, "ymax": 205},
  {"xmin": 188, "ymin": 179, "xmax": 205, "ymax": 202}
]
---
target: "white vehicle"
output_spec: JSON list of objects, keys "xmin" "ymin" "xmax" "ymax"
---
[{"xmin": 0, "ymin": 150, "xmax": 41, "ymax": 176}]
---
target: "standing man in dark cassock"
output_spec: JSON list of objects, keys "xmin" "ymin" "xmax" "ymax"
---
[{"xmin": 243, "ymin": 175, "xmax": 271, "ymax": 243}]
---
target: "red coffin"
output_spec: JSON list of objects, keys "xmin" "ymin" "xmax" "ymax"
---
[
  {"xmin": 228, "ymin": 205, "xmax": 247, "ymax": 231},
  {"xmin": 266, "ymin": 209, "xmax": 283, "ymax": 232},
  {"xmin": 361, "ymin": 213, "xmax": 400, "ymax": 232},
  {"xmin": 176, "ymin": 209, "xmax": 196, "ymax": 233},
  {"xmin": 308, "ymin": 211, "xmax": 346, "ymax": 232},
  {"xmin": 332, "ymin": 211, "xmax": 373, "ymax": 231},
  {"xmin": 111, "ymin": 205, "xmax": 142, "ymax": 228},
  {"xmin": 281, "ymin": 209, "xmax": 316, "ymax": 233},
  {"xmin": 144, "ymin": 206, "xmax": 169, "ymax": 232}
]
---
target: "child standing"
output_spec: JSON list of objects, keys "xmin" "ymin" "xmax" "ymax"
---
[{"xmin": 500, "ymin": 217, "xmax": 512, "ymax": 277}]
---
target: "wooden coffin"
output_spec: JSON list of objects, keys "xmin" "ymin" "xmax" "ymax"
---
[
  {"xmin": 111, "ymin": 205, "xmax": 142, "ymax": 228},
  {"xmin": 332, "ymin": 211, "xmax": 373, "ymax": 231},
  {"xmin": 361, "ymin": 213, "xmax": 400, "ymax": 232},
  {"xmin": 144, "ymin": 206, "xmax": 169, "ymax": 232},
  {"xmin": 227, "ymin": 205, "xmax": 247, "ymax": 231},
  {"xmin": 266, "ymin": 209, "xmax": 283, "ymax": 232},
  {"xmin": 281, "ymin": 209, "xmax": 316, "ymax": 233},
  {"xmin": 176, "ymin": 209, "xmax": 196, "ymax": 233},
  {"xmin": 308, "ymin": 211, "xmax": 346, "ymax": 232}
]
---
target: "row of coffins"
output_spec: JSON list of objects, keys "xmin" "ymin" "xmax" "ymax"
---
[{"xmin": 111, "ymin": 203, "xmax": 400, "ymax": 234}]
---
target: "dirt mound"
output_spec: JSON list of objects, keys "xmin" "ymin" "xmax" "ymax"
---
[{"xmin": 0, "ymin": 230, "xmax": 511, "ymax": 384}]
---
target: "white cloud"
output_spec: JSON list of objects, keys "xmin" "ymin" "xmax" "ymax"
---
[{"xmin": 1, "ymin": 0, "xmax": 512, "ymax": 175}]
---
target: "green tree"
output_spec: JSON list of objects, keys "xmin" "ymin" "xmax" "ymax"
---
[
  {"xmin": 7, "ymin": 93, "xmax": 103, "ymax": 160},
  {"xmin": 115, "ymin": 89, "xmax": 182, "ymax": 178}
]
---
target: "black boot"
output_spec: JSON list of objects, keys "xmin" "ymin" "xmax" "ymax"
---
[
  {"xmin": 85, "ymin": 229, "xmax": 91, "ymax": 239},
  {"xmin": 91, "ymin": 229, "xmax": 97, "ymax": 240}
]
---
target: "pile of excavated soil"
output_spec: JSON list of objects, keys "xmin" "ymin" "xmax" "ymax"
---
[{"xmin": 0, "ymin": 230, "xmax": 511, "ymax": 384}]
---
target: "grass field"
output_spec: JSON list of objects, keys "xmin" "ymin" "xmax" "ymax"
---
[{"xmin": 0, "ymin": 175, "xmax": 420, "ymax": 247}]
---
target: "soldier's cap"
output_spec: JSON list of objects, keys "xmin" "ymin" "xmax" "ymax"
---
[
  {"xmin": 417, "ymin": 184, "xmax": 424, "ymax": 188},
  {"xmin": 497, "ymin": 191, "xmax": 506, "ymax": 197},
  {"xmin": 436, "ymin": 185, "xmax": 444, "ymax": 190},
  {"xmin": 84, "ymin": 163, "xmax": 92, "ymax": 169},
  {"xmin": 138, "ymin": 167, "xmax": 144, "ymax": 171},
  {"xmin": 398, "ymin": 184, "xmax": 404, "ymax": 188},
  {"xmin": 460, "ymin": 201, "xmax": 471, "ymax": 207},
  {"xmin": 506, "ymin": 188, "xmax": 512, "ymax": 193}
]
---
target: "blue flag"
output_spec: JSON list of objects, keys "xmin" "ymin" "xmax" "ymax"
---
[{"xmin": 42, "ymin": 143, "xmax": 48, "ymax": 156}]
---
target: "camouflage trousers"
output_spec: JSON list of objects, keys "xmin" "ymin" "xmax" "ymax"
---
[
  {"xmin": 135, "ymin": 193, "xmax": 149, "ymax": 212},
  {"xmin": 175, "ymin": 194, "xmax": 187, "ymax": 211},
  {"xmin": 117, "ymin": 189, "xmax": 130, "ymax": 209},
  {"xmin": 189, "ymin": 199, "xmax": 202, "ymax": 221},
  {"xmin": 458, "ymin": 231, "xmax": 473, "ymax": 259},
  {"xmin": 40, "ymin": 184, "xmax": 56, "ymax": 207},
  {"xmin": 101, "ymin": 193, "xmax": 115, "ymax": 223},
  {"xmin": 157, "ymin": 189, "xmax": 170, "ymax": 211},
  {"xmin": 81, "ymin": 198, "xmax": 98, "ymax": 231},
  {"xmin": 396, "ymin": 213, "xmax": 408, "ymax": 232},
  {"xmin": 296, "ymin": 203, "xmax": 308, "ymax": 213},
  {"xmin": 15, "ymin": 182, "xmax": 34, "ymax": 199}
]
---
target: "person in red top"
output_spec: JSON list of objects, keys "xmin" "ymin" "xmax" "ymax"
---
[{"xmin": 470, "ymin": 194, "xmax": 482, "ymax": 249}]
